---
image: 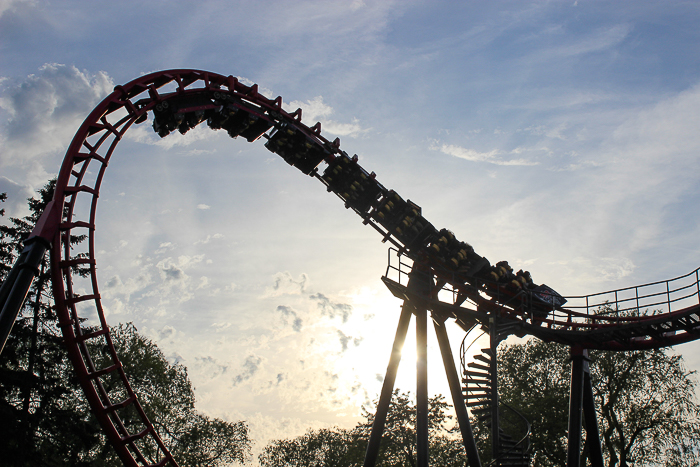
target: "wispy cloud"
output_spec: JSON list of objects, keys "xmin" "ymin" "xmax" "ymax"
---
[
  {"xmin": 286, "ymin": 96, "xmax": 366, "ymax": 137},
  {"xmin": 265, "ymin": 272, "xmax": 309, "ymax": 297},
  {"xmin": 277, "ymin": 305, "xmax": 303, "ymax": 332},
  {"xmin": 0, "ymin": 0, "xmax": 34, "ymax": 20},
  {"xmin": 431, "ymin": 141, "xmax": 539, "ymax": 166},
  {"xmin": 311, "ymin": 293, "xmax": 353, "ymax": 323},
  {"xmin": 550, "ymin": 24, "xmax": 632, "ymax": 58},
  {"xmin": 233, "ymin": 354, "xmax": 263, "ymax": 386}
]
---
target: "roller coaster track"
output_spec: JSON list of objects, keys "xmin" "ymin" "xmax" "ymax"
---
[{"xmin": 1, "ymin": 69, "xmax": 699, "ymax": 466}]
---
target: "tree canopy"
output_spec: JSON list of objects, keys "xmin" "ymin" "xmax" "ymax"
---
[
  {"xmin": 496, "ymin": 338, "xmax": 700, "ymax": 467},
  {"xmin": 259, "ymin": 389, "xmax": 467, "ymax": 467}
]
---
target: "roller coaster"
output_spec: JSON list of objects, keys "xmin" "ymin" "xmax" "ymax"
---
[{"xmin": 0, "ymin": 69, "xmax": 699, "ymax": 466}]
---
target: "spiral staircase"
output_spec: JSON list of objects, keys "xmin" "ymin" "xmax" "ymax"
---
[{"xmin": 462, "ymin": 326, "xmax": 531, "ymax": 466}]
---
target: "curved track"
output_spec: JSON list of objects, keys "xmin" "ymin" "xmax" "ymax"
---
[{"xmin": 14, "ymin": 69, "xmax": 699, "ymax": 465}]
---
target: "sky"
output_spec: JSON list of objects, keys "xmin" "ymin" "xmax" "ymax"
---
[{"xmin": 2, "ymin": 0, "xmax": 700, "ymax": 462}]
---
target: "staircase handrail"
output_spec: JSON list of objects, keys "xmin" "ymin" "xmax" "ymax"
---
[{"xmin": 489, "ymin": 402, "xmax": 532, "ymax": 467}]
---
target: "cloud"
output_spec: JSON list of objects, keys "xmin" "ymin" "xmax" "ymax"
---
[
  {"xmin": 124, "ymin": 120, "xmax": 218, "ymax": 149},
  {"xmin": 575, "ymin": 82, "xmax": 700, "ymax": 253},
  {"xmin": 235, "ymin": 76, "xmax": 274, "ymax": 100},
  {"xmin": 432, "ymin": 142, "xmax": 539, "ymax": 166},
  {"xmin": 311, "ymin": 293, "xmax": 353, "ymax": 323},
  {"xmin": 211, "ymin": 322, "xmax": 232, "ymax": 331},
  {"xmin": 286, "ymin": 96, "xmax": 366, "ymax": 137},
  {"xmin": 0, "ymin": 64, "xmax": 113, "ymax": 181},
  {"xmin": 233, "ymin": 354, "xmax": 263, "ymax": 386},
  {"xmin": 154, "ymin": 242, "xmax": 175, "ymax": 254},
  {"xmin": 102, "ymin": 272, "xmax": 154, "ymax": 303},
  {"xmin": 0, "ymin": 0, "xmax": 34, "ymax": 19},
  {"xmin": 194, "ymin": 233, "xmax": 224, "ymax": 245},
  {"xmin": 266, "ymin": 272, "xmax": 308, "ymax": 296},
  {"xmin": 157, "ymin": 325, "xmax": 179, "ymax": 341},
  {"xmin": 148, "ymin": 255, "xmax": 206, "ymax": 304},
  {"xmin": 195, "ymin": 355, "xmax": 228, "ymax": 380},
  {"xmin": 160, "ymin": 263, "xmax": 185, "ymax": 281},
  {"xmin": 0, "ymin": 175, "xmax": 33, "ymax": 217},
  {"xmin": 197, "ymin": 204, "xmax": 211, "ymax": 210},
  {"xmin": 277, "ymin": 305, "xmax": 303, "ymax": 332},
  {"xmin": 552, "ymin": 24, "xmax": 632, "ymax": 58},
  {"xmin": 521, "ymin": 124, "xmax": 568, "ymax": 140},
  {"xmin": 337, "ymin": 330, "xmax": 361, "ymax": 352}
]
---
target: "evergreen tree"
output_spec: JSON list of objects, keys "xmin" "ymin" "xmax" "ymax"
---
[{"xmin": 0, "ymin": 181, "xmax": 99, "ymax": 465}]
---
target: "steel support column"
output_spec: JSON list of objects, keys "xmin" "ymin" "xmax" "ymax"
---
[
  {"xmin": 363, "ymin": 304, "xmax": 413, "ymax": 467},
  {"xmin": 433, "ymin": 316, "xmax": 482, "ymax": 466},
  {"xmin": 410, "ymin": 265, "xmax": 432, "ymax": 467},
  {"xmin": 583, "ymin": 357, "xmax": 604, "ymax": 467},
  {"xmin": 489, "ymin": 317, "xmax": 500, "ymax": 464},
  {"xmin": 416, "ymin": 302, "xmax": 429, "ymax": 467},
  {"xmin": 567, "ymin": 346, "xmax": 587, "ymax": 467},
  {"xmin": 0, "ymin": 238, "xmax": 50, "ymax": 354},
  {"xmin": 365, "ymin": 265, "xmax": 433, "ymax": 467}
]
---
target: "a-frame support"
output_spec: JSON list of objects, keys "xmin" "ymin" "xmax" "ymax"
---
[
  {"xmin": 434, "ymin": 315, "xmax": 482, "ymax": 466},
  {"xmin": 364, "ymin": 265, "xmax": 481, "ymax": 466},
  {"xmin": 567, "ymin": 346, "xmax": 604, "ymax": 467}
]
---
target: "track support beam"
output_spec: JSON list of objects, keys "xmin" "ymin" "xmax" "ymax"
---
[
  {"xmin": 0, "ymin": 238, "xmax": 50, "ymax": 354},
  {"xmin": 433, "ymin": 315, "xmax": 482, "ymax": 466},
  {"xmin": 567, "ymin": 346, "xmax": 603, "ymax": 466},
  {"xmin": 363, "ymin": 299, "xmax": 412, "ymax": 466},
  {"xmin": 489, "ymin": 317, "xmax": 500, "ymax": 464},
  {"xmin": 416, "ymin": 292, "xmax": 429, "ymax": 467},
  {"xmin": 567, "ymin": 346, "xmax": 586, "ymax": 466},
  {"xmin": 583, "ymin": 354, "xmax": 604, "ymax": 467}
]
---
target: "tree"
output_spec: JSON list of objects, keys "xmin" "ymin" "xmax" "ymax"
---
[
  {"xmin": 0, "ymin": 192, "xmax": 11, "ymax": 278},
  {"xmin": 0, "ymin": 182, "xmax": 98, "ymax": 465},
  {"xmin": 88, "ymin": 323, "xmax": 251, "ymax": 466},
  {"xmin": 0, "ymin": 186, "xmax": 251, "ymax": 466},
  {"xmin": 496, "ymin": 337, "xmax": 700, "ymax": 467},
  {"xmin": 259, "ymin": 426, "xmax": 363, "ymax": 467},
  {"xmin": 258, "ymin": 390, "xmax": 467, "ymax": 467}
]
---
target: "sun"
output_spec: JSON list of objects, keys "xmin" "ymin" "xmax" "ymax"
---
[{"xmin": 330, "ymin": 285, "xmax": 477, "ymax": 415}]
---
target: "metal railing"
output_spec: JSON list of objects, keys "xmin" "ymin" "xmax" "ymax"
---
[
  {"xmin": 385, "ymin": 248, "xmax": 700, "ymax": 329},
  {"xmin": 561, "ymin": 267, "xmax": 700, "ymax": 318}
]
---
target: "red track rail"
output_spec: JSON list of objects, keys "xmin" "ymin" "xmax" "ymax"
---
[{"xmin": 21, "ymin": 69, "xmax": 699, "ymax": 465}]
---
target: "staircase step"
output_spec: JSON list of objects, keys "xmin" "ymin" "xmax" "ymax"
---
[
  {"xmin": 464, "ymin": 379, "xmax": 491, "ymax": 386},
  {"xmin": 500, "ymin": 455, "xmax": 528, "ymax": 461},
  {"xmin": 463, "ymin": 369, "xmax": 491, "ymax": 379},
  {"xmin": 462, "ymin": 372, "xmax": 491, "ymax": 386},
  {"xmin": 467, "ymin": 402, "xmax": 490, "ymax": 410},
  {"xmin": 465, "ymin": 395, "xmax": 491, "ymax": 402},
  {"xmin": 464, "ymin": 376, "xmax": 491, "ymax": 384},
  {"xmin": 464, "ymin": 391, "xmax": 491, "ymax": 398},
  {"xmin": 500, "ymin": 460, "xmax": 528, "ymax": 466},
  {"xmin": 467, "ymin": 362, "xmax": 490, "ymax": 371},
  {"xmin": 474, "ymin": 354, "xmax": 491, "ymax": 364}
]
